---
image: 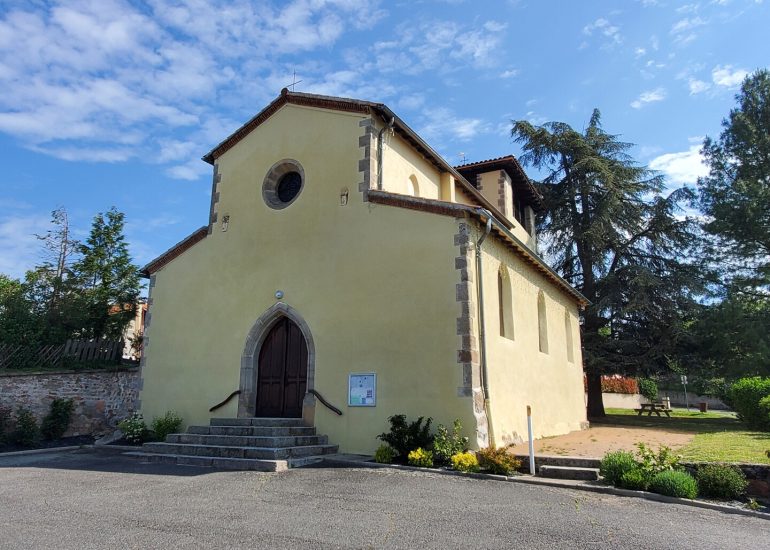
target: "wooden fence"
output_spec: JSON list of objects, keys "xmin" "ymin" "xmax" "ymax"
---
[{"xmin": 0, "ymin": 339, "xmax": 124, "ymax": 370}]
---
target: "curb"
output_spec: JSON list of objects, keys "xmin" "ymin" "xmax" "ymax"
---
[
  {"xmin": 0, "ymin": 445, "xmax": 87, "ymax": 458},
  {"xmin": 322, "ymin": 457, "xmax": 769, "ymax": 520}
]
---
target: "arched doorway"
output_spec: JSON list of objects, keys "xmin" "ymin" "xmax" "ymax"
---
[
  {"xmin": 255, "ymin": 317, "xmax": 308, "ymax": 418},
  {"xmin": 239, "ymin": 302, "xmax": 316, "ymax": 420}
]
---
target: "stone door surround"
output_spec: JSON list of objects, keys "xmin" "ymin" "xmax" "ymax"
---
[{"xmin": 239, "ymin": 302, "xmax": 316, "ymax": 423}]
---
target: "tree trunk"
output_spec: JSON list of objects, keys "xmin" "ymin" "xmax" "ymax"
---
[{"xmin": 585, "ymin": 371, "xmax": 606, "ymax": 418}]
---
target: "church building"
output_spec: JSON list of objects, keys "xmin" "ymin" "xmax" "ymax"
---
[{"xmin": 138, "ymin": 89, "xmax": 588, "ymax": 462}]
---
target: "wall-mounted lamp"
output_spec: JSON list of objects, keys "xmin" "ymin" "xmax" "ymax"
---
[
  {"xmin": 275, "ymin": 290, "xmax": 284, "ymax": 299},
  {"xmin": 221, "ymin": 214, "xmax": 230, "ymax": 232},
  {"xmin": 340, "ymin": 187, "xmax": 349, "ymax": 206}
]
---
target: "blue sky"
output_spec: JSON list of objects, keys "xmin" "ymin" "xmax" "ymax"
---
[{"xmin": 1, "ymin": 0, "xmax": 767, "ymax": 279}]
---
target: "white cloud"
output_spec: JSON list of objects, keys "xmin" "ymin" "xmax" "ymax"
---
[
  {"xmin": 649, "ymin": 145, "xmax": 709, "ymax": 185},
  {"xmin": 712, "ymin": 64, "xmax": 749, "ymax": 87},
  {"xmin": 372, "ymin": 19, "xmax": 507, "ymax": 75},
  {"xmin": 417, "ymin": 107, "xmax": 489, "ymax": 144},
  {"xmin": 670, "ymin": 16, "xmax": 707, "ymax": 43},
  {"xmin": 630, "ymin": 88, "xmax": 667, "ymax": 108},
  {"xmin": 688, "ymin": 78, "xmax": 711, "ymax": 94},
  {"xmin": 500, "ymin": 69, "xmax": 519, "ymax": 78},
  {"xmin": 583, "ymin": 17, "xmax": 622, "ymax": 48},
  {"xmin": 0, "ymin": 0, "xmax": 388, "ymax": 181}
]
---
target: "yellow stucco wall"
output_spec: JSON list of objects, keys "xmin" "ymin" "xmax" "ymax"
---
[
  {"xmin": 140, "ymin": 104, "xmax": 475, "ymax": 454},
  {"xmin": 476, "ymin": 228, "xmax": 587, "ymax": 446},
  {"xmin": 380, "ymin": 130, "xmax": 441, "ymax": 199}
]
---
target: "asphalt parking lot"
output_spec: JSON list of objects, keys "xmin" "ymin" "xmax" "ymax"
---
[{"xmin": 0, "ymin": 448, "xmax": 766, "ymax": 549}]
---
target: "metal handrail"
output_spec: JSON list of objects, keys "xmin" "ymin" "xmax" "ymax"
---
[
  {"xmin": 209, "ymin": 390, "xmax": 241, "ymax": 412},
  {"xmin": 308, "ymin": 389, "xmax": 343, "ymax": 416}
]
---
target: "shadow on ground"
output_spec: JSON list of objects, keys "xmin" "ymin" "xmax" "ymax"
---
[{"xmin": 0, "ymin": 447, "xmax": 228, "ymax": 477}]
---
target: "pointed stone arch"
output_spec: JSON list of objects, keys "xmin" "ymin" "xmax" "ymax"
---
[{"xmin": 238, "ymin": 302, "xmax": 316, "ymax": 422}]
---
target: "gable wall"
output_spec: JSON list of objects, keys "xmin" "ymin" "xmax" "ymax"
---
[
  {"xmin": 139, "ymin": 104, "xmax": 476, "ymax": 454},
  {"xmin": 379, "ymin": 129, "xmax": 442, "ymax": 199}
]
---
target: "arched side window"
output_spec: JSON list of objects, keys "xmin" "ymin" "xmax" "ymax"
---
[
  {"xmin": 565, "ymin": 310, "xmax": 574, "ymax": 363},
  {"xmin": 407, "ymin": 174, "xmax": 419, "ymax": 197},
  {"xmin": 537, "ymin": 290, "xmax": 549, "ymax": 353},
  {"xmin": 498, "ymin": 266, "xmax": 514, "ymax": 339}
]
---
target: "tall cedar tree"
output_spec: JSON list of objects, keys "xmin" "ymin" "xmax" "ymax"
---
[
  {"xmin": 512, "ymin": 110, "xmax": 703, "ymax": 417},
  {"xmin": 695, "ymin": 69, "xmax": 770, "ymax": 377},
  {"xmin": 72, "ymin": 208, "xmax": 141, "ymax": 339}
]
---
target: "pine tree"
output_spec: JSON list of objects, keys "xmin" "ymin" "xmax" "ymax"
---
[
  {"xmin": 512, "ymin": 110, "xmax": 704, "ymax": 417},
  {"xmin": 72, "ymin": 208, "xmax": 141, "ymax": 339},
  {"xmin": 698, "ymin": 69, "xmax": 770, "ymax": 293},
  {"xmin": 695, "ymin": 69, "xmax": 770, "ymax": 379}
]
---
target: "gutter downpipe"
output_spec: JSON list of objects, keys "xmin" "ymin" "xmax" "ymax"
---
[
  {"xmin": 376, "ymin": 117, "xmax": 395, "ymax": 190},
  {"xmin": 474, "ymin": 211, "xmax": 494, "ymax": 447}
]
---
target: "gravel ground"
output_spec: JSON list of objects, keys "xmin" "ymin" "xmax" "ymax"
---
[{"xmin": 0, "ymin": 448, "xmax": 767, "ymax": 549}]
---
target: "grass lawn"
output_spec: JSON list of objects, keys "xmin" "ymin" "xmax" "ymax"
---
[{"xmin": 595, "ymin": 408, "xmax": 770, "ymax": 464}]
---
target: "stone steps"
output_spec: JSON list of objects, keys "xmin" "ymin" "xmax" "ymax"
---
[
  {"xmin": 539, "ymin": 465, "xmax": 600, "ymax": 481},
  {"xmin": 123, "ymin": 452, "xmax": 289, "ymax": 472},
  {"xmin": 166, "ymin": 433, "xmax": 328, "ymax": 447},
  {"xmin": 187, "ymin": 425, "xmax": 317, "ymax": 437},
  {"xmin": 141, "ymin": 442, "xmax": 338, "ymax": 460},
  {"xmin": 124, "ymin": 417, "xmax": 337, "ymax": 471},
  {"xmin": 210, "ymin": 417, "xmax": 306, "ymax": 427}
]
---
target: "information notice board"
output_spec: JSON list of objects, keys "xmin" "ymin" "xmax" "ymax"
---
[{"xmin": 348, "ymin": 373, "xmax": 376, "ymax": 406}]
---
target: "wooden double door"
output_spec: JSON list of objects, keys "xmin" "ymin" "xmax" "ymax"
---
[{"xmin": 255, "ymin": 317, "xmax": 308, "ymax": 418}]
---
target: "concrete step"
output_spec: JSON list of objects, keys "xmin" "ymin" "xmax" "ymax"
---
[
  {"xmin": 288, "ymin": 455, "xmax": 328, "ymax": 468},
  {"xmin": 187, "ymin": 425, "xmax": 316, "ymax": 437},
  {"xmin": 142, "ymin": 442, "xmax": 339, "ymax": 460},
  {"xmin": 123, "ymin": 451, "xmax": 288, "ymax": 472},
  {"xmin": 210, "ymin": 417, "xmax": 306, "ymax": 427},
  {"xmin": 539, "ymin": 465, "xmax": 600, "ymax": 481},
  {"xmin": 167, "ymin": 433, "xmax": 328, "ymax": 447}
]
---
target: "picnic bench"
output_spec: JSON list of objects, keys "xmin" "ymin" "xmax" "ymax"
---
[{"xmin": 635, "ymin": 402, "xmax": 672, "ymax": 417}]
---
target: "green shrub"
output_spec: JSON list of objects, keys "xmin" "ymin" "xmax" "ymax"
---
[
  {"xmin": 451, "ymin": 451, "xmax": 480, "ymax": 473},
  {"xmin": 118, "ymin": 413, "xmax": 148, "ymax": 444},
  {"xmin": 619, "ymin": 468, "xmax": 649, "ymax": 491},
  {"xmin": 374, "ymin": 444, "xmax": 396, "ymax": 464},
  {"xmin": 0, "ymin": 406, "xmax": 11, "ymax": 445},
  {"xmin": 696, "ymin": 464, "xmax": 748, "ymax": 500},
  {"xmin": 476, "ymin": 445, "xmax": 520, "ymax": 475},
  {"xmin": 433, "ymin": 419, "xmax": 468, "ymax": 465},
  {"xmin": 638, "ymin": 378, "xmax": 658, "ymax": 401},
  {"xmin": 377, "ymin": 415, "xmax": 433, "ymax": 460},
  {"xmin": 759, "ymin": 396, "xmax": 770, "ymax": 426},
  {"xmin": 649, "ymin": 470, "xmax": 698, "ymax": 499},
  {"xmin": 635, "ymin": 442, "xmax": 682, "ymax": 477},
  {"xmin": 407, "ymin": 447, "xmax": 434, "ymax": 468},
  {"xmin": 150, "ymin": 410, "xmax": 182, "ymax": 441},
  {"xmin": 41, "ymin": 398, "xmax": 74, "ymax": 440},
  {"xmin": 729, "ymin": 377, "xmax": 770, "ymax": 430},
  {"xmin": 12, "ymin": 407, "xmax": 40, "ymax": 447},
  {"xmin": 599, "ymin": 450, "xmax": 637, "ymax": 486}
]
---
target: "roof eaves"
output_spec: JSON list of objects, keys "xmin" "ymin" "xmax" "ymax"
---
[{"xmin": 140, "ymin": 226, "xmax": 208, "ymax": 278}]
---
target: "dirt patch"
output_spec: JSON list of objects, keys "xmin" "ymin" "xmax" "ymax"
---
[{"xmin": 509, "ymin": 426, "xmax": 694, "ymax": 458}]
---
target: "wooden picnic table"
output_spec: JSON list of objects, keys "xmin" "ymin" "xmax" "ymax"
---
[{"xmin": 635, "ymin": 402, "xmax": 672, "ymax": 417}]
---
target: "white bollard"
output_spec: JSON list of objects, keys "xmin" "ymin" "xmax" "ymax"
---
[{"xmin": 527, "ymin": 405, "xmax": 535, "ymax": 475}]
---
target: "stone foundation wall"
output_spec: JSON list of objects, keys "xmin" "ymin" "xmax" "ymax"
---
[{"xmin": 0, "ymin": 368, "xmax": 140, "ymax": 437}]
